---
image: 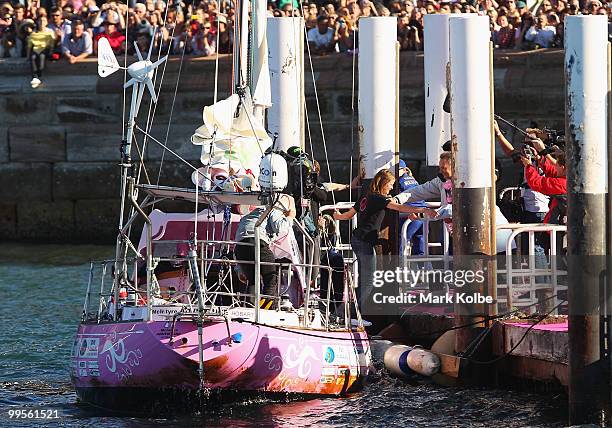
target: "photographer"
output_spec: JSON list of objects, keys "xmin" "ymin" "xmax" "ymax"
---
[
  {"xmin": 494, "ymin": 120, "xmax": 550, "ymax": 225},
  {"xmin": 524, "ymin": 13, "xmax": 556, "ymax": 48},
  {"xmin": 335, "ymin": 16, "xmax": 355, "ymax": 53},
  {"xmin": 519, "ymin": 148, "xmax": 566, "ymax": 226}
]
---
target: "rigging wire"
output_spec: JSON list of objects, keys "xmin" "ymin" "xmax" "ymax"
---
[
  {"xmin": 299, "ymin": 5, "xmax": 335, "ymax": 206},
  {"xmin": 349, "ymin": 28, "xmax": 357, "ymax": 206},
  {"xmin": 155, "ymin": 29, "xmax": 189, "ymax": 189}
]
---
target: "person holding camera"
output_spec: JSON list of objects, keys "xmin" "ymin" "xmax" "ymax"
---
[
  {"xmin": 335, "ymin": 16, "xmax": 355, "ymax": 52},
  {"xmin": 494, "ymin": 120, "xmax": 551, "ymax": 225},
  {"xmin": 519, "ymin": 141, "xmax": 567, "ymax": 226},
  {"xmin": 524, "ymin": 13, "xmax": 556, "ymax": 48}
]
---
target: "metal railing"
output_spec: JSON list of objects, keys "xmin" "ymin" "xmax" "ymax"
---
[
  {"xmin": 397, "ymin": 217, "xmax": 567, "ymax": 314},
  {"xmin": 81, "ymin": 239, "xmax": 363, "ymax": 331},
  {"xmin": 495, "ymin": 223, "xmax": 567, "ymax": 314}
]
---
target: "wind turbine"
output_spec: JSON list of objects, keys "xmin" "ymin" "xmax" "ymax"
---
[{"xmin": 97, "ymin": 32, "xmax": 168, "ymax": 158}]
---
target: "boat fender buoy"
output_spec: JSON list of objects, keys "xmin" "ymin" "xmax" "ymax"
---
[
  {"xmin": 406, "ymin": 348, "xmax": 441, "ymax": 377},
  {"xmin": 383, "ymin": 345, "xmax": 441, "ymax": 377},
  {"xmin": 383, "ymin": 345, "xmax": 413, "ymax": 377}
]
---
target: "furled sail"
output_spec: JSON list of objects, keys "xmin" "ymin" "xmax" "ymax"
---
[{"xmin": 191, "ymin": 90, "xmax": 272, "ymax": 180}]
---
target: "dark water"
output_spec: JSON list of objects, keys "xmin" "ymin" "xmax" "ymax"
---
[{"xmin": 0, "ymin": 245, "xmax": 568, "ymax": 427}]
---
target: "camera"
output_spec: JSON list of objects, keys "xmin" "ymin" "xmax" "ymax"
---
[{"xmin": 542, "ymin": 127, "xmax": 565, "ymax": 147}]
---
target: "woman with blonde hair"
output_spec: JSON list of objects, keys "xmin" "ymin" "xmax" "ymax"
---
[{"xmin": 334, "ymin": 169, "xmax": 436, "ymax": 309}]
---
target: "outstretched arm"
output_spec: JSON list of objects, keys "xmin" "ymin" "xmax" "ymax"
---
[
  {"xmin": 333, "ymin": 207, "xmax": 356, "ymax": 221},
  {"xmin": 387, "ymin": 201, "xmax": 437, "ymax": 218}
]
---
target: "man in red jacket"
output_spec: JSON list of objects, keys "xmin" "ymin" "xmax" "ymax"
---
[{"xmin": 520, "ymin": 145, "xmax": 567, "ymax": 224}]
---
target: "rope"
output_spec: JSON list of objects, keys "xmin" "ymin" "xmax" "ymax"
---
[
  {"xmin": 155, "ymin": 28, "xmax": 188, "ymax": 188},
  {"xmin": 300, "ymin": 8, "xmax": 335, "ymax": 205},
  {"xmin": 465, "ymin": 299, "xmax": 567, "ymax": 365}
]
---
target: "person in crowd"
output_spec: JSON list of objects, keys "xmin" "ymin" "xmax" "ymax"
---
[
  {"xmin": 234, "ymin": 195, "xmax": 296, "ymax": 308},
  {"xmin": 333, "ymin": 169, "xmax": 436, "ymax": 305},
  {"xmin": 520, "ymin": 142, "xmax": 567, "ymax": 226},
  {"xmin": 62, "ymin": 18, "xmax": 92, "ymax": 63},
  {"xmin": 26, "ymin": 14, "xmax": 54, "ymax": 88},
  {"xmin": 494, "ymin": 14, "xmax": 515, "ymax": 49},
  {"xmin": 0, "ymin": 6, "xmax": 15, "ymax": 58},
  {"xmin": 307, "ymin": 15, "xmax": 335, "ymax": 55},
  {"xmin": 216, "ymin": 13, "xmax": 232, "ymax": 54},
  {"xmin": 524, "ymin": 14, "xmax": 556, "ymax": 49},
  {"xmin": 335, "ymin": 16, "xmax": 356, "ymax": 52},
  {"xmin": 93, "ymin": 15, "xmax": 125, "ymax": 55},
  {"xmin": 494, "ymin": 120, "xmax": 551, "ymax": 264},
  {"xmin": 188, "ymin": 19, "xmax": 216, "ymax": 56},
  {"xmin": 47, "ymin": 6, "xmax": 71, "ymax": 56}
]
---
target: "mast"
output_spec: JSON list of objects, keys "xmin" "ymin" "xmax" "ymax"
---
[{"xmin": 250, "ymin": 0, "xmax": 271, "ymax": 125}]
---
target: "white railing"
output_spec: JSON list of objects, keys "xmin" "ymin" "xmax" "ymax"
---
[
  {"xmin": 398, "ymin": 216, "xmax": 567, "ymax": 314},
  {"xmin": 495, "ymin": 223, "xmax": 567, "ymax": 314}
]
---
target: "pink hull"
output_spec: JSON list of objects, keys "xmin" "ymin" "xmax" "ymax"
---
[{"xmin": 70, "ymin": 319, "xmax": 370, "ymax": 408}]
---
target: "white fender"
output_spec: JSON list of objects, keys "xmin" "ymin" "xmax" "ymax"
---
[
  {"xmin": 383, "ymin": 344, "xmax": 441, "ymax": 377},
  {"xmin": 383, "ymin": 345, "xmax": 413, "ymax": 377},
  {"xmin": 406, "ymin": 348, "xmax": 441, "ymax": 377}
]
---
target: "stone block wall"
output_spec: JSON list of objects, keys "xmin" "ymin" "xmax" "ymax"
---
[{"xmin": 0, "ymin": 50, "xmax": 565, "ymax": 243}]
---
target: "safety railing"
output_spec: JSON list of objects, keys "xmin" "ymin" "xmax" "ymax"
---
[
  {"xmin": 398, "ymin": 216, "xmax": 567, "ymax": 314},
  {"xmin": 82, "ymin": 239, "xmax": 362, "ymax": 331},
  {"xmin": 495, "ymin": 223, "xmax": 567, "ymax": 314}
]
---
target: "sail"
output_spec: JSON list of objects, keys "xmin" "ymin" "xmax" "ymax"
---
[
  {"xmin": 191, "ymin": 91, "xmax": 272, "ymax": 176},
  {"xmin": 251, "ymin": 0, "xmax": 271, "ymax": 110}
]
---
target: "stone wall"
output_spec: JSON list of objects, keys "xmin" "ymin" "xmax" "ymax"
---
[{"xmin": 0, "ymin": 49, "xmax": 565, "ymax": 243}]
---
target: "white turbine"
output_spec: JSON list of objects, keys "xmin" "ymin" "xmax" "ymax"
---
[{"xmin": 97, "ymin": 30, "xmax": 168, "ymax": 153}]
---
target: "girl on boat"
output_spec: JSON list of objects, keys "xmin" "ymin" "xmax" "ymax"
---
[{"xmin": 333, "ymin": 169, "xmax": 437, "ymax": 308}]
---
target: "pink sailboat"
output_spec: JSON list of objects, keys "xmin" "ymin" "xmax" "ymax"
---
[{"xmin": 70, "ymin": 13, "xmax": 371, "ymax": 412}]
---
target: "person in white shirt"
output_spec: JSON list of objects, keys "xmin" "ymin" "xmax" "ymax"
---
[
  {"xmin": 307, "ymin": 15, "xmax": 336, "ymax": 55},
  {"xmin": 524, "ymin": 15, "xmax": 556, "ymax": 48}
]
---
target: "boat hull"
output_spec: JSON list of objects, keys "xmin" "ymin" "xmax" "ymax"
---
[{"xmin": 70, "ymin": 319, "xmax": 370, "ymax": 411}]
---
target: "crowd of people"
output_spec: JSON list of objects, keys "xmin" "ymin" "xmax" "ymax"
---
[{"xmin": 1, "ymin": 0, "xmax": 611, "ymax": 78}]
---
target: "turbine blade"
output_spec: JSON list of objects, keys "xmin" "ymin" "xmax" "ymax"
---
[
  {"xmin": 135, "ymin": 83, "xmax": 146, "ymax": 115},
  {"xmin": 123, "ymin": 77, "xmax": 137, "ymax": 89},
  {"xmin": 146, "ymin": 79, "xmax": 157, "ymax": 104},
  {"xmin": 147, "ymin": 27, "xmax": 156, "ymax": 61},
  {"xmin": 151, "ymin": 55, "xmax": 167, "ymax": 69},
  {"xmin": 134, "ymin": 42, "xmax": 143, "ymax": 61}
]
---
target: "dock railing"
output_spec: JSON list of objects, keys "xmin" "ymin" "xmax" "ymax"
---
[{"xmin": 398, "ymin": 218, "xmax": 567, "ymax": 315}]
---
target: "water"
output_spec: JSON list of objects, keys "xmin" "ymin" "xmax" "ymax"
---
[{"xmin": 0, "ymin": 244, "xmax": 567, "ymax": 427}]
